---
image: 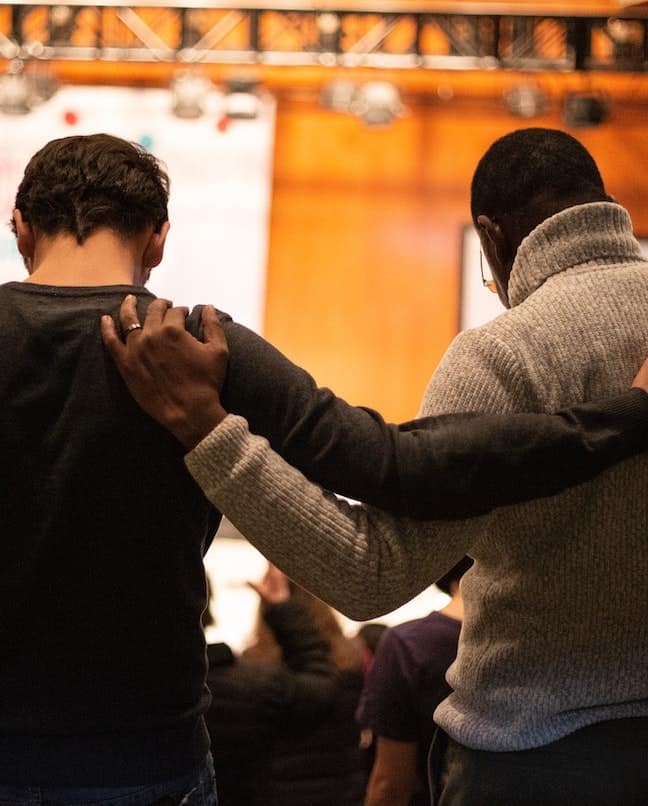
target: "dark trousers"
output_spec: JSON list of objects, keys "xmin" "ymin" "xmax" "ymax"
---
[
  {"xmin": 0, "ymin": 756, "xmax": 217, "ymax": 806},
  {"xmin": 438, "ymin": 717, "xmax": 648, "ymax": 806}
]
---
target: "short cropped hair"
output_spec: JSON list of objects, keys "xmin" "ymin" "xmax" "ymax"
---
[
  {"xmin": 435, "ymin": 556, "xmax": 473, "ymax": 596},
  {"xmin": 471, "ymin": 128, "xmax": 607, "ymax": 236},
  {"xmin": 12, "ymin": 133, "xmax": 169, "ymax": 244}
]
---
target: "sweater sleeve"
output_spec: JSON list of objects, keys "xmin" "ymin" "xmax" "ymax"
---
[
  {"xmin": 212, "ymin": 312, "xmax": 648, "ymax": 520},
  {"xmin": 186, "ymin": 415, "xmax": 479, "ymax": 621}
]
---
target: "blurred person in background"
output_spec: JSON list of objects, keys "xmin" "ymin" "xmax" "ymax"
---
[
  {"xmin": 355, "ymin": 622, "xmax": 389, "ymax": 678},
  {"xmin": 206, "ymin": 563, "xmax": 366, "ymax": 806},
  {"xmin": 357, "ymin": 557, "xmax": 473, "ymax": 806}
]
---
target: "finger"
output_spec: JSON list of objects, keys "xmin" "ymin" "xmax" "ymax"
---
[
  {"xmin": 162, "ymin": 306, "xmax": 190, "ymax": 331},
  {"xmin": 118, "ymin": 294, "xmax": 142, "ymax": 333},
  {"xmin": 141, "ymin": 297, "xmax": 173, "ymax": 330},
  {"xmin": 201, "ymin": 305, "xmax": 225, "ymax": 346},
  {"xmin": 101, "ymin": 314, "xmax": 126, "ymax": 363}
]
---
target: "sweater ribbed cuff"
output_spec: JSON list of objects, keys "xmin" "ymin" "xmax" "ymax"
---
[{"xmin": 185, "ymin": 414, "xmax": 254, "ymax": 493}]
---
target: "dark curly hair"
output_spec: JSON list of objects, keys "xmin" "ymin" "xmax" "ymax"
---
[
  {"xmin": 470, "ymin": 128, "xmax": 608, "ymax": 237},
  {"xmin": 12, "ymin": 133, "xmax": 169, "ymax": 244}
]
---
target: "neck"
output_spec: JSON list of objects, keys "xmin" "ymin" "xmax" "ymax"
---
[{"xmin": 25, "ymin": 230, "xmax": 146, "ymax": 287}]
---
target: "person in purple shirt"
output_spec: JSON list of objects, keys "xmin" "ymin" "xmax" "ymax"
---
[{"xmin": 357, "ymin": 558, "xmax": 473, "ymax": 806}]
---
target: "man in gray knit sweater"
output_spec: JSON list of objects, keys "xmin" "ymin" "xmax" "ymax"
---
[{"xmin": 106, "ymin": 129, "xmax": 648, "ymax": 803}]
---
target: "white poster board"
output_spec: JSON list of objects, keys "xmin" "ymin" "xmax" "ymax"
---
[
  {"xmin": 460, "ymin": 225, "xmax": 505, "ymax": 331},
  {"xmin": 0, "ymin": 84, "xmax": 275, "ymax": 332}
]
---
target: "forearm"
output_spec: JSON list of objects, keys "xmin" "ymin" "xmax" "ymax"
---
[
  {"xmin": 364, "ymin": 777, "xmax": 413, "ymax": 806},
  {"xmin": 397, "ymin": 389, "xmax": 648, "ymax": 517},
  {"xmin": 364, "ymin": 738, "xmax": 419, "ymax": 806},
  {"xmin": 185, "ymin": 416, "xmax": 472, "ymax": 620},
  {"xmin": 221, "ymin": 319, "xmax": 648, "ymax": 520}
]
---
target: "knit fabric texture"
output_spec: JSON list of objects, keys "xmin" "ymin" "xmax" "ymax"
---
[{"xmin": 187, "ymin": 202, "xmax": 648, "ymax": 752}]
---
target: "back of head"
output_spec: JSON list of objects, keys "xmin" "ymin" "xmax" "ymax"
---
[
  {"xmin": 471, "ymin": 128, "xmax": 608, "ymax": 242},
  {"xmin": 13, "ymin": 133, "xmax": 169, "ymax": 244}
]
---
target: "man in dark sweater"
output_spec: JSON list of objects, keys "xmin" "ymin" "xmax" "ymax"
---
[{"xmin": 5, "ymin": 132, "xmax": 648, "ymax": 801}]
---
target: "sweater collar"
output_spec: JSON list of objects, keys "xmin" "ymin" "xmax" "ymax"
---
[{"xmin": 508, "ymin": 202, "xmax": 644, "ymax": 308}]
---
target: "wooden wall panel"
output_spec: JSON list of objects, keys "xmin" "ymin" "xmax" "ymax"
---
[
  {"xmin": 265, "ymin": 91, "xmax": 648, "ymax": 422},
  {"xmin": 265, "ymin": 103, "xmax": 462, "ymax": 421}
]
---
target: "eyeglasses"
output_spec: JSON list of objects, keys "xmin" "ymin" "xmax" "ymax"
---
[{"xmin": 480, "ymin": 250, "xmax": 498, "ymax": 294}]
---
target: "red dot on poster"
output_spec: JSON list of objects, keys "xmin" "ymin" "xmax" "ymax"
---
[
  {"xmin": 216, "ymin": 115, "xmax": 231, "ymax": 133},
  {"xmin": 64, "ymin": 110, "xmax": 79, "ymax": 126}
]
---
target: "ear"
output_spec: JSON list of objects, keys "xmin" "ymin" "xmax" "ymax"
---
[
  {"xmin": 476, "ymin": 215, "xmax": 507, "ymax": 270},
  {"xmin": 142, "ymin": 220, "xmax": 170, "ymax": 271},
  {"xmin": 476, "ymin": 214, "xmax": 514, "ymax": 308},
  {"xmin": 13, "ymin": 209, "xmax": 36, "ymax": 269}
]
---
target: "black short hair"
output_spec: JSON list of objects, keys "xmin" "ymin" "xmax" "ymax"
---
[
  {"xmin": 470, "ymin": 128, "xmax": 607, "ymax": 236},
  {"xmin": 435, "ymin": 556, "xmax": 473, "ymax": 596},
  {"xmin": 12, "ymin": 133, "xmax": 169, "ymax": 244}
]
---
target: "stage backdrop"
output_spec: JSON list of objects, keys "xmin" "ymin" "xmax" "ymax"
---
[{"xmin": 0, "ymin": 84, "xmax": 275, "ymax": 332}]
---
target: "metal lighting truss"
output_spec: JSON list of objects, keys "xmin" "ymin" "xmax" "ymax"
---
[{"xmin": 0, "ymin": 2, "xmax": 647, "ymax": 72}]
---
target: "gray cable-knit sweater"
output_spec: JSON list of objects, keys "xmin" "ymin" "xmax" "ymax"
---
[{"xmin": 186, "ymin": 202, "xmax": 648, "ymax": 752}]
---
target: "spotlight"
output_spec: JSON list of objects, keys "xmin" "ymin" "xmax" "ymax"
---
[
  {"xmin": 564, "ymin": 92, "xmax": 609, "ymax": 128},
  {"xmin": 351, "ymin": 81, "xmax": 403, "ymax": 127},
  {"xmin": 222, "ymin": 76, "xmax": 260, "ymax": 120},
  {"xmin": 170, "ymin": 70, "xmax": 212, "ymax": 119},
  {"xmin": 0, "ymin": 60, "xmax": 31, "ymax": 115},
  {"xmin": 320, "ymin": 80, "xmax": 356, "ymax": 113},
  {"xmin": 504, "ymin": 84, "xmax": 546, "ymax": 119},
  {"xmin": 317, "ymin": 12, "xmax": 341, "ymax": 53},
  {"xmin": 49, "ymin": 5, "xmax": 76, "ymax": 47},
  {"xmin": 28, "ymin": 61, "xmax": 58, "ymax": 105},
  {"xmin": 606, "ymin": 18, "xmax": 644, "ymax": 66}
]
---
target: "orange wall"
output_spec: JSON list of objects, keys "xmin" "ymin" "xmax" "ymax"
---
[{"xmin": 265, "ymin": 86, "xmax": 648, "ymax": 421}]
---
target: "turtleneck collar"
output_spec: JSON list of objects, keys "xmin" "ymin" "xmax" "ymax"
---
[{"xmin": 508, "ymin": 202, "xmax": 644, "ymax": 308}]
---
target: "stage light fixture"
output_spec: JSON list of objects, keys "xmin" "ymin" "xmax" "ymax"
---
[
  {"xmin": 49, "ymin": 5, "xmax": 76, "ymax": 47},
  {"xmin": 320, "ymin": 80, "xmax": 356, "ymax": 113},
  {"xmin": 351, "ymin": 81, "xmax": 403, "ymax": 127},
  {"xmin": 170, "ymin": 70, "xmax": 212, "ymax": 119},
  {"xmin": 563, "ymin": 92, "xmax": 609, "ymax": 128},
  {"xmin": 0, "ymin": 59, "xmax": 31, "ymax": 115},
  {"xmin": 222, "ymin": 76, "xmax": 260, "ymax": 120},
  {"xmin": 504, "ymin": 84, "xmax": 546, "ymax": 118},
  {"xmin": 317, "ymin": 12, "xmax": 341, "ymax": 54}
]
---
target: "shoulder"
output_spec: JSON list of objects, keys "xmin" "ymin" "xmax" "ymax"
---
[
  {"xmin": 441, "ymin": 321, "xmax": 518, "ymax": 367},
  {"xmin": 420, "ymin": 315, "xmax": 540, "ymax": 416},
  {"xmin": 390, "ymin": 612, "xmax": 460, "ymax": 648}
]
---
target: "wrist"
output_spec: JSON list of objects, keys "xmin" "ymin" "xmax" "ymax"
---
[{"xmin": 172, "ymin": 401, "xmax": 228, "ymax": 450}]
